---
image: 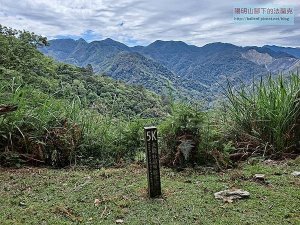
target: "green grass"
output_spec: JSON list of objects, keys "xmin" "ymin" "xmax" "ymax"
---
[{"xmin": 0, "ymin": 159, "xmax": 299, "ymax": 225}]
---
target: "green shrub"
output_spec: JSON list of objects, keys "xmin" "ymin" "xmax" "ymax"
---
[
  {"xmin": 197, "ymin": 110, "xmax": 232, "ymax": 167},
  {"xmin": 159, "ymin": 103, "xmax": 204, "ymax": 166}
]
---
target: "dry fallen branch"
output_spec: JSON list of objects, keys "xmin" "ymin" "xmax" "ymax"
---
[
  {"xmin": 0, "ymin": 105, "xmax": 18, "ymax": 115},
  {"xmin": 19, "ymin": 154, "xmax": 45, "ymax": 163},
  {"xmin": 229, "ymin": 152, "xmax": 251, "ymax": 162}
]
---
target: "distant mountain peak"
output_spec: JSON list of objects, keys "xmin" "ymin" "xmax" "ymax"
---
[
  {"xmin": 263, "ymin": 45, "xmax": 300, "ymax": 58},
  {"xmin": 97, "ymin": 38, "xmax": 129, "ymax": 49},
  {"xmin": 201, "ymin": 42, "xmax": 241, "ymax": 52},
  {"xmin": 76, "ymin": 38, "xmax": 87, "ymax": 43},
  {"xmin": 203, "ymin": 42, "xmax": 237, "ymax": 48},
  {"xmin": 102, "ymin": 38, "xmax": 121, "ymax": 44},
  {"xmin": 103, "ymin": 37, "xmax": 114, "ymax": 42},
  {"xmin": 149, "ymin": 40, "xmax": 188, "ymax": 47},
  {"xmin": 145, "ymin": 40, "xmax": 196, "ymax": 54}
]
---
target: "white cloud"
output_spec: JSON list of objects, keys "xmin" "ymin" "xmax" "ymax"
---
[{"xmin": 0, "ymin": 0, "xmax": 299, "ymax": 47}]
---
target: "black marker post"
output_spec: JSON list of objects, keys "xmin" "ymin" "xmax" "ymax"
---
[{"xmin": 144, "ymin": 126, "xmax": 161, "ymax": 198}]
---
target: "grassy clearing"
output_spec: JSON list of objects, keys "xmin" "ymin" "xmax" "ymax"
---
[{"xmin": 0, "ymin": 159, "xmax": 299, "ymax": 225}]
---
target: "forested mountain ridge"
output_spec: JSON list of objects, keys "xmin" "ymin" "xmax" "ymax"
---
[
  {"xmin": 0, "ymin": 26, "xmax": 168, "ymax": 119},
  {"xmin": 40, "ymin": 38, "xmax": 300, "ymax": 103},
  {"xmin": 264, "ymin": 45, "xmax": 300, "ymax": 58},
  {"xmin": 40, "ymin": 38, "xmax": 202, "ymax": 100}
]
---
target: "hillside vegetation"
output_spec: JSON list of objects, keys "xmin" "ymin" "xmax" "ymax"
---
[
  {"xmin": 1, "ymin": 25, "xmax": 300, "ymax": 169},
  {"xmin": 0, "ymin": 25, "xmax": 168, "ymax": 167}
]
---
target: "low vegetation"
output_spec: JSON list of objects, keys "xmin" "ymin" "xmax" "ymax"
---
[{"xmin": 0, "ymin": 159, "xmax": 299, "ymax": 224}]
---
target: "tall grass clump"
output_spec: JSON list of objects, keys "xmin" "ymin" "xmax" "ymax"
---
[
  {"xmin": 78, "ymin": 114, "xmax": 154, "ymax": 167},
  {"xmin": 224, "ymin": 74, "xmax": 300, "ymax": 158},
  {"xmin": 0, "ymin": 77, "xmax": 84, "ymax": 167}
]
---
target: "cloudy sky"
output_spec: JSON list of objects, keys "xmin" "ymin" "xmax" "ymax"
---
[{"xmin": 1, "ymin": 0, "xmax": 299, "ymax": 47}]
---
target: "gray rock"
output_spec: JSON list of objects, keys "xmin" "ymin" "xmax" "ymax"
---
[
  {"xmin": 253, "ymin": 174, "xmax": 265, "ymax": 180},
  {"xmin": 291, "ymin": 171, "xmax": 300, "ymax": 176},
  {"xmin": 214, "ymin": 188, "xmax": 250, "ymax": 203}
]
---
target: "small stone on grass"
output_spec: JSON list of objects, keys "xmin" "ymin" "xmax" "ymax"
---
[
  {"xmin": 253, "ymin": 174, "xmax": 265, "ymax": 180},
  {"xmin": 291, "ymin": 171, "xmax": 300, "ymax": 177},
  {"xmin": 214, "ymin": 188, "xmax": 250, "ymax": 203},
  {"xmin": 116, "ymin": 219, "xmax": 124, "ymax": 224}
]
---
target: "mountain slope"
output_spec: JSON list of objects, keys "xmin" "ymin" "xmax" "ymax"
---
[
  {"xmin": 264, "ymin": 45, "xmax": 300, "ymax": 58},
  {"xmin": 0, "ymin": 27, "xmax": 173, "ymax": 168},
  {"xmin": 40, "ymin": 38, "xmax": 300, "ymax": 103},
  {"xmin": 2, "ymin": 33, "xmax": 167, "ymax": 118},
  {"xmin": 40, "ymin": 38, "xmax": 190, "ymax": 99},
  {"xmin": 102, "ymin": 51, "xmax": 176, "ymax": 93},
  {"xmin": 134, "ymin": 41, "xmax": 299, "ymax": 91}
]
